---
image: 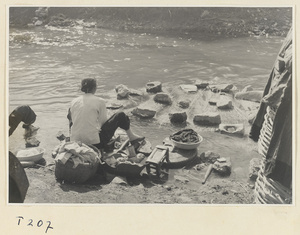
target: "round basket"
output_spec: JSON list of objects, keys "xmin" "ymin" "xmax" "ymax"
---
[
  {"xmin": 55, "ymin": 145, "xmax": 101, "ymax": 184},
  {"xmin": 170, "ymin": 129, "xmax": 203, "ymax": 150},
  {"xmin": 258, "ymin": 106, "xmax": 275, "ymax": 158},
  {"xmin": 171, "ymin": 135, "xmax": 203, "ymax": 150}
]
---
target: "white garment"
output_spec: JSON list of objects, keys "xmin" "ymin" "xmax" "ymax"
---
[{"xmin": 69, "ymin": 93, "xmax": 107, "ymax": 145}]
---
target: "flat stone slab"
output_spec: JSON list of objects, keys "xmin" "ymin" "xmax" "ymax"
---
[
  {"xmin": 162, "ymin": 138, "xmax": 198, "ymax": 169},
  {"xmin": 180, "ymin": 84, "xmax": 198, "ymax": 93},
  {"xmin": 193, "ymin": 112, "xmax": 221, "ymax": 126},
  {"xmin": 107, "ymin": 103, "xmax": 124, "ymax": 110},
  {"xmin": 131, "ymin": 108, "xmax": 156, "ymax": 118},
  {"xmin": 219, "ymin": 124, "xmax": 244, "ymax": 137}
]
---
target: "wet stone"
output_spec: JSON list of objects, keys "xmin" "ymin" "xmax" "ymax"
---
[
  {"xmin": 178, "ymin": 100, "xmax": 190, "ymax": 109},
  {"xmin": 106, "ymin": 103, "xmax": 124, "ymax": 110},
  {"xmin": 210, "ymin": 84, "xmax": 234, "ymax": 93},
  {"xmin": 180, "ymin": 84, "xmax": 198, "ymax": 93},
  {"xmin": 115, "ymin": 84, "xmax": 130, "ymax": 99},
  {"xmin": 169, "ymin": 112, "xmax": 187, "ymax": 124},
  {"xmin": 131, "ymin": 108, "xmax": 156, "ymax": 119},
  {"xmin": 154, "ymin": 92, "xmax": 172, "ymax": 105},
  {"xmin": 193, "ymin": 112, "xmax": 221, "ymax": 126},
  {"xmin": 146, "ymin": 81, "xmax": 162, "ymax": 93},
  {"xmin": 195, "ymin": 80, "xmax": 209, "ymax": 89}
]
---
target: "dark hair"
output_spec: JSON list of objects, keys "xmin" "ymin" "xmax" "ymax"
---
[{"xmin": 81, "ymin": 78, "xmax": 97, "ymax": 93}]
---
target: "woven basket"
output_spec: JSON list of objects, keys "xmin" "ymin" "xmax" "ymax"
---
[
  {"xmin": 254, "ymin": 106, "xmax": 292, "ymax": 204},
  {"xmin": 258, "ymin": 106, "xmax": 276, "ymax": 158},
  {"xmin": 55, "ymin": 145, "xmax": 101, "ymax": 184},
  {"xmin": 254, "ymin": 166, "xmax": 292, "ymax": 204}
]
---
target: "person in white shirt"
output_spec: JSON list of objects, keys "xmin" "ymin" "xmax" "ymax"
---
[{"xmin": 68, "ymin": 78, "xmax": 144, "ymax": 151}]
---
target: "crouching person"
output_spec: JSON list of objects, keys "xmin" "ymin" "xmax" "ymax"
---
[
  {"xmin": 9, "ymin": 105, "xmax": 37, "ymax": 203},
  {"xmin": 67, "ymin": 78, "xmax": 144, "ymax": 152}
]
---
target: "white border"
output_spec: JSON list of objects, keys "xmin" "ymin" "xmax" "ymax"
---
[{"xmin": 5, "ymin": 5, "xmax": 296, "ymax": 207}]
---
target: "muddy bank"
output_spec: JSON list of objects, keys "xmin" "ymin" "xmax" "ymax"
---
[{"xmin": 9, "ymin": 7, "xmax": 292, "ymax": 39}]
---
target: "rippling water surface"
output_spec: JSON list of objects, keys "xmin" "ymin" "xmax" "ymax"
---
[{"xmin": 9, "ymin": 26, "xmax": 283, "ymax": 180}]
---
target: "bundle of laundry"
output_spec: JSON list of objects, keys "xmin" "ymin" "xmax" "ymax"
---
[
  {"xmin": 53, "ymin": 141, "xmax": 100, "ymax": 168},
  {"xmin": 53, "ymin": 141, "xmax": 101, "ymax": 184}
]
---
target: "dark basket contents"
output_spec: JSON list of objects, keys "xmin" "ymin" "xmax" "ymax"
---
[{"xmin": 170, "ymin": 129, "xmax": 200, "ymax": 143}]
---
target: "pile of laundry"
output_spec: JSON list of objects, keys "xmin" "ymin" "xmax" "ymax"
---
[{"xmin": 52, "ymin": 141, "xmax": 100, "ymax": 168}]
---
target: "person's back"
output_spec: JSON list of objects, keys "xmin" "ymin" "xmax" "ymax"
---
[
  {"xmin": 70, "ymin": 93, "xmax": 107, "ymax": 145},
  {"xmin": 68, "ymin": 78, "xmax": 143, "ymax": 151}
]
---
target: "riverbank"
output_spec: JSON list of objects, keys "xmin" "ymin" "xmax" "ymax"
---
[
  {"xmin": 9, "ymin": 7, "xmax": 292, "ymax": 39},
  {"xmin": 10, "ymin": 80, "xmax": 263, "ymax": 204}
]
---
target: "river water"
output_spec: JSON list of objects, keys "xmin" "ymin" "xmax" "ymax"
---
[{"xmin": 9, "ymin": 25, "xmax": 284, "ymax": 182}]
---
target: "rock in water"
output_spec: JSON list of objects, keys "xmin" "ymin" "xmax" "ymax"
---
[
  {"xmin": 146, "ymin": 81, "xmax": 162, "ymax": 93},
  {"xmin": 178, "ymin": 100, "xmax": 190, "ymax": 109},
  {"xmin": 193, "ymin": 112, "xmax": 221, "ymax": 126},
  {"xmin": 169, "ymin": 112, "xmax": 187, "ymax": 124},
  {"xmin": 106, "ymin": 103, "xmax": 123, "ymax": 110},
  {"xmin": 180, "ymin": 84, "xmax": 198, "ymax": 93},
  {"xmin": 210, "ymin": 84, "xmax": 234, "ymax": 93},
  {"xmin": 131, "ymin": 108, "xmax": 156, "ymax": 119},
  {"xmin": 195, "ymin": 80, "xmax": 209, "ymax": 89},
  {"xmin": 115, "ymin": 84, "xmax": 130, "ymax": 99},
  {"xmin": 154, "ymin": 92, "xmax": 172, "ymax": 105}
]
